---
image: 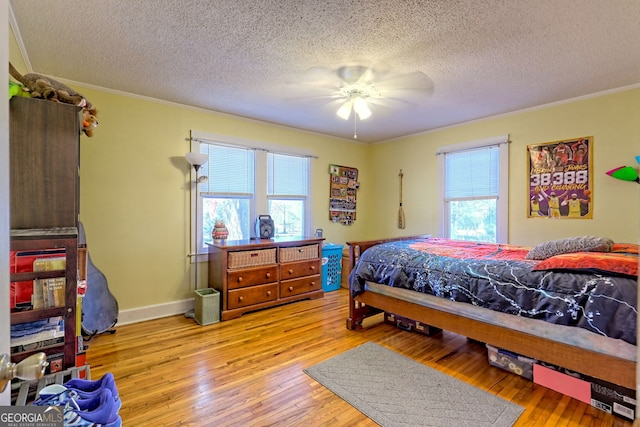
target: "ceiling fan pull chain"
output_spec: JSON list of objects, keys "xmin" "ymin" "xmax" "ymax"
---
[{"xmin": 353, "ymin": 114, "xmax": 358, "ymax": 139}]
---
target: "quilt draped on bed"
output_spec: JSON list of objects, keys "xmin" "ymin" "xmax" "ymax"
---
[{"xmin": 350, "ymin": 238, "xmax": 638, "ymax": 345}]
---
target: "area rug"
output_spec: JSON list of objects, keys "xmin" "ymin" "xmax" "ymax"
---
[{"xmin": 304, "ymin": 342, "xmax": 524, "ymax": 427}]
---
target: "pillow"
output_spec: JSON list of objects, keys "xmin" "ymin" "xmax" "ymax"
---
[
  {"xmin": 525, "ymin": 236, "xmax": 613, "ymax": 260},
  {"xmin": 611, "ymin": 243, "xmax": 639, "ymax": 254},
  {"xmin": 532, "ymin": 251, "xmax": 638, "ymax": 277}
]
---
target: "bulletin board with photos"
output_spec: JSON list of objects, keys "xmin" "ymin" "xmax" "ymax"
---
[{"xmin": 329, "ymin": 164, "xmax": 359, "ymax": 225}]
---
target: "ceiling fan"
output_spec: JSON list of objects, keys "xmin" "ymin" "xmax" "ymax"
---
[
  {"xmin": 333, "ymin": 65, "xmax": 380, "ymax": 121},
  {"xmin": 303, "ymin": 64, "xmax": 433, "ymax": 138}
]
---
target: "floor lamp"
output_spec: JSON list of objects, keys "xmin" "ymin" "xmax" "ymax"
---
[{"xmin": 185, "ymin": 151, "xmax": 208, "ymax": 318}]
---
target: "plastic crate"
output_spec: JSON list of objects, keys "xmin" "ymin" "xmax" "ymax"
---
[{"xmin": 321, "ymin": 243, "xmax": 343, "ymax": 291}]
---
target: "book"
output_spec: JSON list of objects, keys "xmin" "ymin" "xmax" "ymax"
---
[
  {"xmin": 32, "ymin": 256, "xmax": 67, "ymax": 309},
  {"xmin": 33, "ymin": 256, "xmax": 66, "ymax": 272},
  {"xmin": 11, "ymin": 250, "xmax": 65, "ymax": 310},
  {"xmin": 31, "ymin": 279, "xmax": 44, "ymax": 310},
  {"xmin": 33, "ymin": 278, "xmax": 66, "ymax": 309},
  {"xmin": 10, "ymin": 316, "xmax": 65, "ymax": 351},
  {"xmin": 50, "ymin": 278, "xmax": 65, "ymax": 307}
]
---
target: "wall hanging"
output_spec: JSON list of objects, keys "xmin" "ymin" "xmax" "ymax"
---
[
  {"xmin": 398, "ymin": 169, "xmax": 405, "ymax": 229},
  {"xmin": 329, "ymin": 164, "xmax": 359, "ymax": 225},
  {"xmin": 606, "ymin": 156, "xmax": 640, "ymax": 184},
  {"xmin": 527, "ymin": 136, "xmax": 593, "ymax": 219}
]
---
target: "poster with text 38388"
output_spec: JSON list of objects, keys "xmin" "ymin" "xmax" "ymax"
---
[{"xmin": 527, "ymin": 136, "xmax": 593, "ymax": 219}]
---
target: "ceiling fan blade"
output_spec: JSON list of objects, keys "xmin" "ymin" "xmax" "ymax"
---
[
  {"xmin": 375, "ymin": 71, "xmax": 434, "ymax": 94},
  {"xmin": 356, "ymin": 66, "xmax": 376, "ymax": 85},
  {"xmin": 297, "ymin": 66, "xmax": 344, "ymax": 88},
  {"xmin": 366, "ymin": 97, "xmax": 408, "ymax": 108},
  {"xmin": 287, "ymin": 93, "xmax": 335, "ymax": 102},
  {"xmin": 336, "ymin": 65, "xmax": 368, "ymax": 84}
]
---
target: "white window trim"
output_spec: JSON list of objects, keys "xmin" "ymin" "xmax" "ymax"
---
[
  {"xmin": 437, "ymin": 134, "xmax": 509, "ymax": 243},
  {"xmin": 188, "ymin": 130, "xmax": 316, "ymax": 262}
]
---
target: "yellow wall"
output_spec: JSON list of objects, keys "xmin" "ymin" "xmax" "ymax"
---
[
  {"xmin": 369, "ymin": 88, "xmax": 640, "ymax": 246},
  {"xmin": 73, "ymin": 87, "xmax": 372, "ymax": 310},
  {"xmin": 10, "ymin": 28, "xmax": 639, "ymax": 314},
  {"xmin": 8, "ymin": 26, "xmax": 26, "ymax": 71}
]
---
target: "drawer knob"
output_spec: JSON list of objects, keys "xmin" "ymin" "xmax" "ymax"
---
[
  {"xmin": 238, "ymin": 296, "xmax": 244, "ymax": 302},
  {"xmin": 310, "ymin": 265, "xmax": 315, "ymax": 271},
  {"xmin": 267, "ymin": 290, "xmax": 272, "ymax": 296},
  {"xmin": 266, "ymin": 272, "xmax": 271, "ymax": 278},
  {"xmin": 288, "ymin": 269, "xmax": 293, "ymax": 275},
  {"xmin": 237, "ymin": 276, "xmax": 243, "ymax": 282},
  {"xmin": 288, "ymin": 286, "xmax": 294, "ymax": 292},
  {"xmin": 310, "ymin": 281, "xmax": 315, "ymax": 286}
]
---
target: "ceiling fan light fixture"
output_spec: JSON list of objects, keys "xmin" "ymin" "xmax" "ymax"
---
[
  {"xmin": 336, "ymin": 99, "xmax": 353, "ymax": 120},
  {"xmin": 353, "ymin": 96, "xmax": 371, "ymax": 120}
]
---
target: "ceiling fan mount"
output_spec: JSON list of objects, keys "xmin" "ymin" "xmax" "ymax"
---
[{"xmin": 334, "ymin": 81, "xmax": 381, "ymax": 100}]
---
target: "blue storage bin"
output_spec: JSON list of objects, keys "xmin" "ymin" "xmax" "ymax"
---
[{"xmin": 321, "ymin": 243, "xmax": 343, "ymax": 291}]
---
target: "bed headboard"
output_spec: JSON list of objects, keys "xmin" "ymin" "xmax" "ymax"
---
[{"xmin": 346, "ymin": 234, "xmax": 431, "ymax": 271}]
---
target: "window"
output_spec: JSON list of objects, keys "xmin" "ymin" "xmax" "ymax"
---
[
  {"xmin": 199, "ymin": 143, "xmax": 255, "ymax": 243},
  {"xmin": 267, "ymin": 153, "xmax": 309, "ymax": 237},
  {"xmin": 189, "ymin": 131, "xmax": 312, "ymax": 258},
  {"xmin": 438, "ymin": 135, "xmax": 509, "ymax": 243}
]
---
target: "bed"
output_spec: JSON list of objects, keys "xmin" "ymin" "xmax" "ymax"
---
[{"xmin": 346, "ymin": 235, "xmax": 638, "ymax": 389}]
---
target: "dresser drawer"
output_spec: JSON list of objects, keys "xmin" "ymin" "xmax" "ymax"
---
[
  {"xmin": 279, "ymin": 244, "xmax": 319, "ymax": 262},
  {"xmin": 227, "ymin": 283, "xmax": 278, "ymax": 309},
  {"xmin": 227, "ymin": 265, "xmax": 279, "ymax": 290},
  {"xmin": 228, "ymin": 248, "xmax": 276, "ymax": 269},
  {"xmin": 280, "ymin": 259, "xmax": 320, "ymax": 280},
  {"xmin": 280, "ymin": 275, "xmax": 322, "ymax": 297}
]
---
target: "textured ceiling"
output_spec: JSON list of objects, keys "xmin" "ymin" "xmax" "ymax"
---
[{"xmin": 9, "ymin": 0, "xmax": 640, "ymax": 143}]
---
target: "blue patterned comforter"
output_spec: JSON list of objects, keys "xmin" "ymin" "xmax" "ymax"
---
[{"xmin": 350, "ymin": 238, "xmax": 638, "ymax": 345}]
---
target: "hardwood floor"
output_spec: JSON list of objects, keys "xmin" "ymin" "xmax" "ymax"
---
[{"xmin": 86, "ymin": 289, "xmax": 632, "ymax": 426}]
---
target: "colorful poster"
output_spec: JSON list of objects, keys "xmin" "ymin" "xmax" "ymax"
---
[{"xmin": 527, "ymin": 137, "xmax": 593, "ymax": 219}]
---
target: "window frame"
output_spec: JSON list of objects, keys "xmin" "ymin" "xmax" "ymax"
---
[
  {"xmin": 437, "ymin": 135, "xmax": 509, "ymax": 243},
  {"xmin": 189, "ymin": 130, "xmax": 314, "ymax": 262}
]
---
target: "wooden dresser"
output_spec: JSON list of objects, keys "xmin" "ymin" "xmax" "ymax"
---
[{"xmin": 208, "ymin": 237, "xmax": 324, "ymax": 321}]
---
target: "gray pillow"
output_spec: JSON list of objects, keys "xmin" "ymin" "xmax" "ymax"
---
[{"xmin": 525, "ymin": 236, "xmax": 614, "ymax": 260}]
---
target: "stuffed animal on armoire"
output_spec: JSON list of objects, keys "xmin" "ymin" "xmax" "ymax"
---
[{"xmin": 9, "ymin": 62, "xmax": 99, "ymax": 137}]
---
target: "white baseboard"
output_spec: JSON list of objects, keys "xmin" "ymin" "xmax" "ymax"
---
[{"xmin": 115, "ymin": 298, "xmax": 194, "ymax": 326}]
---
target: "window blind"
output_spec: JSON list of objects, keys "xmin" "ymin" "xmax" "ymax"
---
[
  {"xmin": 445, "ymin": 146, "xmax": 499, "ymax": 198},
  {"xmin": 267, "ymin": 152, "xmax": 309, "ymax": 196},
  {"xmin": 199, "ymin": 143, "xmax": 255, "ymax": 194}
]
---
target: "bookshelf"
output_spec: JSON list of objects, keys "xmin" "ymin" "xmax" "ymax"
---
[{"xmin": 10, "ymin": 229, "xmax": 78, "ymax": 370}]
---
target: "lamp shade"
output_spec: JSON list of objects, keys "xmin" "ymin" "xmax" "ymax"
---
[
  {"xmin": 336, "ymin": 99, "xmax": 353, "ymax": 120},
  {"xmin": 185, "ymin": 152, "xmax": 208, "ymax": 167},
  {"xmin": 353, "ymin": 97, "xmax": 371, "ymax": 120},
  {"xmin": 606, "ymin": 165, "xmax": 640, "ymax": 183}
]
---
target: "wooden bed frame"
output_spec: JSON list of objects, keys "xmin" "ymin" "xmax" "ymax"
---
[{"xmin": 346, "ymin": 236, "xmax": 636, "ymax": 390}]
